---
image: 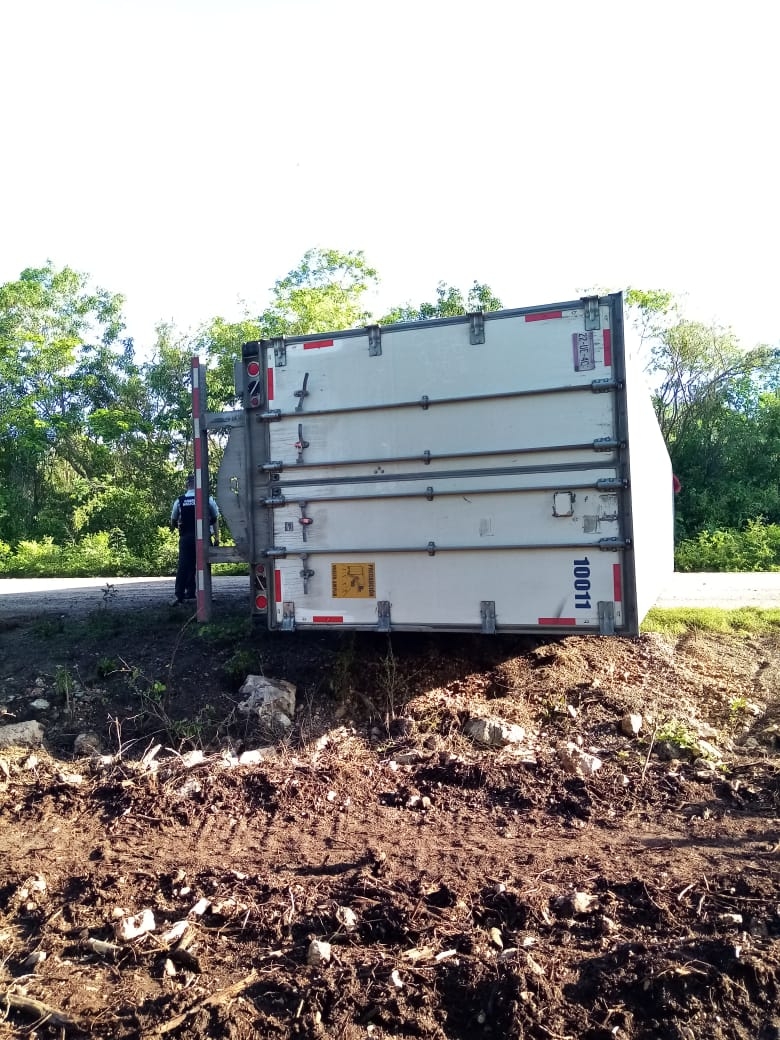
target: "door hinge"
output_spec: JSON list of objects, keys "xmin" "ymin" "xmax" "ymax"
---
[
  {"xmin": 300, "ymin": 555, "xmax": 315, "ymax": 594},
  {"xmin": 582, "ymin": 296, "xmax": 601, "ymax": 331},
  {"xmin": 272, "ymin": 337, "xmax": 287, "ymax": 367},
  {"xmin": 367, "ymin": 324, "xmax": 382, "ymax": 357},
  {"xmin": 593, "ymin": 437, "xmax": 620, "ymax": 452},
  {"xmin": 469, "ymin": 311, "xmax": 485, "ymax": 345},
  {"xmin": 480, "ymin": 600, "xmax": 497, "ymax": 634},
  {"xmin": 376, "ymin": 600, "xmax": 391, "ymax": 631},
  {"xmin": 598, "ymin": 600, "xmax": 615, "ymax": 635},
  {"xmin": 590, "ymin": 378, "xmax": 618, "ymax": 394},
  {"xmin": 281, "ymin": 601, "xmax": 296, "ymax": 631}
]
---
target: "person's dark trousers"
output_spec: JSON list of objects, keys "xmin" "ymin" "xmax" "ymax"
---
[{"xmin": 175, "ymin": 534, "xmax": 197, "ymax": 601}]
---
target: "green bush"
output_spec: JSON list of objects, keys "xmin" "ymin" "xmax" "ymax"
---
[
  {"xmin": 0, "ymin": 528, "xmax": 180, "ymax": 578},
  {"xmin": 675, "ymin": 518, "xmax": 780, "ymax": 572}
]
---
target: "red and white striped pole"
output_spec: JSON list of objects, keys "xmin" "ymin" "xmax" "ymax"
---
[{"xmin": 191, "ymin": 356, "xmax": 213, "ymax": 622}]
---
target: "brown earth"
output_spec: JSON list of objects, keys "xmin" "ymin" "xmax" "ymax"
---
[{"xmin": 0, "ymin": 602, "xmax": 779, "ymax": 1040}]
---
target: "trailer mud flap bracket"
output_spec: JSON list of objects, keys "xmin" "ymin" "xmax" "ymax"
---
[
  {"xmin": 376, "ymin": 601, "xmax": 391, "ymax": 631},
  {"xmin": 598, "ymin": 601, "xmax": 615, "ymax": 635},
  {"xmin": 480, "ymin": 600, "xmax": 496, "ymax": 634}
]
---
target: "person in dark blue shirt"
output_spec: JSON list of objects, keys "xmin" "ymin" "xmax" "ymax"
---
[{"xmin": 169, "ymin": 474, "xmax": 219, "ymax": 604}]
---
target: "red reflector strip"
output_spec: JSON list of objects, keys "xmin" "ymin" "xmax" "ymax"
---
[
  {"xmin": 525, "ymin": 310, "xmax": 563, "ymax": 323},
  {"xmin": 313, "ymin": 615, "xmax": 344, "ymax": 624},
  {"xmin": 613, "ymin": 563, "xmax": 622, "ymax": 602},
  {"xmin": 267, "ymin": 367, "xmax": 274, "ymax": 401},
  {"xmin": 538, "ymin": 617, "xmax": 577, "ymax": 626},
  {"xmin": 303, "ymin": 338, "xmax": 334, "ymax": 350},
  {"xmin": 274, "ymin": 571, "xmax": 282, "ymax": 601},
  {"xmin": 603, "ymin": 329, "xmax": 612, "ymax": 366}
]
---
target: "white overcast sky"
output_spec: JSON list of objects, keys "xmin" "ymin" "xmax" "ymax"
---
[{"xmin": 2, "ymin": 0, "xmax": 777, "ymax": 355}]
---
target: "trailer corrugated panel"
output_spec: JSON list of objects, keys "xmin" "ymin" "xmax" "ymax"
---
[{"xmin": 211, "ymin": 293, "xmax": 673, "ymax": 634}]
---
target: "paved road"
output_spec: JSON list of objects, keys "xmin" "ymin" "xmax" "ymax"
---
[{"xmin": 1, "ymin": 573, "xmax": 780, "ymax": 619}]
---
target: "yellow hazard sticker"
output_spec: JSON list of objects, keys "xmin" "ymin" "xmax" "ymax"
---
[{"xmin": 331, "ymin": 563, "xmax": 376, "ymax": 599}]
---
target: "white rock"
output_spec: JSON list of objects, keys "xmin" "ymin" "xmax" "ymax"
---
[
  {"xmin": 718, "ymin": 912, "xmax": 743, "ymax": 926},
  {"xmin": 74, "ymin": 731, "xmax": 103, "ymax": 756},
  {"xmin": 0, "ymin": 720, "xmax": 44, "ymax": 750},
  {"xmin": 238, "ymin": 749, "xmax": 269, "ymax": 766},
  {"xmin": 390, "ymin": 968, "xmax": 404, "ymax": 989},
  {"xmin": 335, "ymin": 906, "xmax": 358, "ymax": 932},
  {"xmin": 465, "ymin": 717, "xmax": 526, "ymax": 747},
  {"xmin": 114, "ymin": 908, "xmax": 156, "ymax": 941},
  {"xmin": 57, "ymin": 770, "xmax": 84, "ymax": 786},
  {"xmin": 29, "ymin": 698, "xmax": 51, "ymax": 711},
  {"xmin": 21, "ymin": 950, "xmax": 47, "ymax": 969},
  {"xmin": 695, "ymin": 739, "xmax": 722, "ymax": 761},
  {"xmin": 572, "ymin": 891, "xmax": 599, "ymax": 915},
  {"xmin": 159, "ymin": 920, "xmax": 189, "ymax": 944},
  {"xmin": 560, "ymin": 743, "xmax": 602, "ymax": 775},
  {"xmin": 620, "ymin": 713, "xmax": 643, "ymax": 736},
  {"xmin": 238, "ymin": 676, "xmax": 296, "ymax": 722},
  {"xmin": 307, "ymin": 939, "xmax": 331, "ymax": 965},
  {"xmin": 178, "ymin": 749, "xmax": 206, "ymax": 769}
]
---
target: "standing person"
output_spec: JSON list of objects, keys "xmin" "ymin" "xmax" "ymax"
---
[{"xmin": 169, "ymin": 473, "xmax": 220, "ymax": 605}]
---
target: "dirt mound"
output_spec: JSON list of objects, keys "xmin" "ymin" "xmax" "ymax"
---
[{"xmin": 1, "ymin": 608, "xmax": 779, "ymax": 1039}]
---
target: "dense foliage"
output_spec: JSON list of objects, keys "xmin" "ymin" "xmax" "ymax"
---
[{"xmin": 0, "ymin": 254, "xmax": 777, "ymax": 575}]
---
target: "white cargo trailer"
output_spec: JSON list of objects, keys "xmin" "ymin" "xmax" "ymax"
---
[{"xmin": 192, "ymin": 293, "xmax": 673, "ymax": 635}]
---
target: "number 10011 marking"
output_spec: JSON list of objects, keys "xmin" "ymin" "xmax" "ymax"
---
[{"xmin": 573, "ymin": 557, "xmax": 591, "ymax": 609}]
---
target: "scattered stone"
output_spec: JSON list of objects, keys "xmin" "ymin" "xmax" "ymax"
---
[
  {"xmin": 559, "ymin": 743, "xmax": 602, "ymax": 776},
  {"xmin": 21, "ymin": 950, "xmax": 47, "ymax": 970},
  {"xmin": 236, "ymin": 749, "xmax": 272, "ymax": 766},
  {"xmin": 489, "ymin": 927, "xmax": 503, "ymax": 948},
  {"xmin": 174, "ymin": 778, "xmax": 202, "ymax": 800},
  {"xmin": 390, "ymin": 968, "xmax": 404, "ymax": 989},
  {"xmin": 57, "ymin": 770, "xmax": 84, "ymax": 786},
  {"xmin": 74, "ymin": 731, "xmax": 103, "ymax": 756},
  {"xmin": 307, "ymin": 939, "xmax": 331, "ymax": 966},
  {"xmin": 0, "ymin": 720, "xmax": 44, "ymax": 750},
  {"xmin": 335, "ymin": 906, "xmax": 358, "ymax": 932},
  {"xmin": 620, "ymin": 713, "xmax": 643, "ymax": 737},
  {"xmin": 83, "ymin": 937, "xmax": 121, "ymax": 959},
  {"xmin": 159, "ymin": 920, "xmax": 189, "ymax": 945},
  {"xmin": 695, "ymin": 739, "xmax": 722, "ymax": 761},
  {"xmin": 238, "ymin": 676, "xmax": 296, "ymax": 731},
  {"xmin": 163, "ymin": 958, "xmax": 177, "ymax": 977},
  {"xmin": 571, "ymin": 891, "xmax": 599, "ymax": 915},
  {"xmin": 114, "ymin": 909, "xmax": 156, "ymax": 941},
  {"xmin": 465, "ymin": 717, "xmax": 526, "ymax": 747},
  {"xmin": 554, "ymin": 891, "xmax": 598, "ymax": 916},
  {"xmin": 178, "ymin": 749, "xmax": 206, "ymax": 769},
  {"xmin": 29, "ymin": 698, "xmax": 51, "ymax": 711},
  {"xmin": 718, "ymin": 912, "xmax": 743, "ymax": 927},
  {"xmin": 656, "ymin": 741, "xmax": 692, "ymax": 762}
]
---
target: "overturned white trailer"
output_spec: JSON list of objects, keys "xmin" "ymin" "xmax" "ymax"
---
[{"xmin": 192, "ymin": 292, "xmax": 673, "ymax": 635}]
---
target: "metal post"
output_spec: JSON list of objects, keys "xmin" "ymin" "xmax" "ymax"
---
[{"xmin": 191, "ymin": 356, "xmax": 213, "ymax": 622}]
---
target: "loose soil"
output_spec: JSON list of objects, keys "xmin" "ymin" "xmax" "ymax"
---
[{"xmin": 1, "ymin": 603, "xmax": 779, "ymax": 1040}]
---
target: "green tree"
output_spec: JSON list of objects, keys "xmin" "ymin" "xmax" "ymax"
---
[
  {"xmin": 381, "ymin": 280, "xmax": 502, "ymax": 323},
  {"xmin": 0, "ymin": 263, "xmax": 129, "ymax": 542},
  {"xmin": 260, "ymin": 248, "xmax": 378, "ymax": 336}
]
